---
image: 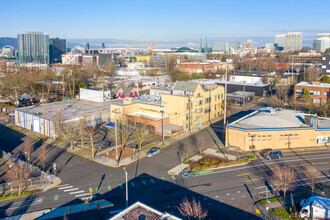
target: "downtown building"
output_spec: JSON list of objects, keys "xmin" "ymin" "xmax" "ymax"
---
[
  {"xmin": 313, "ymin": 33, "xmax": 330, "ymax": 52},
  {"xmin": 213, "ymin": 41, "xmax": 239, "ymax": 52},
  {"xmin": 18, "ymin": 32, "xmax": 49, "ymax": 64},
  {"xmin": 275, "ymin": 32, "xmax": 302, "ymax": 52},
  {"xmin": 49, "ymin": 37, "xmax": 66, "ymax": 63}
]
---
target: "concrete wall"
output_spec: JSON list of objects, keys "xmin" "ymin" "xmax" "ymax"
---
[
  {"xmin": 228, "ymin": 127, "xmax": 330, "ymax": 151},
  {"xmin": 80, "ymin": 88, "xmax": 111, "ymax": 102}
]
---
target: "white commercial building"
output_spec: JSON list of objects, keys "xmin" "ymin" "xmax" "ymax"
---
[
  {"xmin": 313, "ymin": 33, "xmax": 330, "ymax": 52},
  {"xmin": 275, "ymin": 32, "xmax": 302, "ymax": 52}
]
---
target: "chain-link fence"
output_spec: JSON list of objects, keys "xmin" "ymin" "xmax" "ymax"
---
[{"xmin": 0, "ymin": 150, "xmax": 53, "ymax": 194}]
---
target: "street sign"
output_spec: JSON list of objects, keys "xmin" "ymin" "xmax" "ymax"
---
[
  {"xmin": 89, "ymin": 187, "xmax": 93, "ymax": 195},
  {"xmin": 267, "ymin": 200, "xmax": 271, "ymax": 204}
]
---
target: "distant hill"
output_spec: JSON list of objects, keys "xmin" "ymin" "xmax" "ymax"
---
[{"xmin": 0, "ymin": 37, "xmax": 18, "ymax": 49}]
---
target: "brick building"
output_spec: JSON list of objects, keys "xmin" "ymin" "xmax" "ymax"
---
[
  {"xmin": 177, "ymin": 63, "xmax": 214, "ymax": 74},
  {"xmin": 294, "ymin": 82, "xmax": 330, "ymax": 105}
]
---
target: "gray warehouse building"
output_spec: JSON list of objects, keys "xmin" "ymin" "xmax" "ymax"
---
[{"xmin": 15, "ymin": 89, "xmax": 123, "ymax": 138}]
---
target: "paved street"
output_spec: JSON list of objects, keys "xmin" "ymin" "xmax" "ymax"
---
[{"xmin": 0, "ymin": 99, "xmax": 329, "ymax": 219}]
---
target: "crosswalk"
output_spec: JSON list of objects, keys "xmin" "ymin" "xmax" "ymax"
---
[{"xmin": 56, "ymin": 184, "xmax": 92, "ymax": 201}]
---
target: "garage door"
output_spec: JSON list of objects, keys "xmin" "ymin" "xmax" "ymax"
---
[{"xmin": 33, "ymin": 119, "xmax": 40, "ymax": 132}]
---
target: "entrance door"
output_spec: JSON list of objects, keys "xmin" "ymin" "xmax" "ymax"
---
[{"xmin": 33, "ymin": 119, "xmax": 40, "ymax": 132}]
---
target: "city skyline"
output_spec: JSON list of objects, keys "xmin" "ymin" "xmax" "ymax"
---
[{"xmin": 2, "ymin": 0, "xmax": 330, "ymax": 45}]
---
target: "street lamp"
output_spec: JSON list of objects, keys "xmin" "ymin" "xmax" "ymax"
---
[{"xmin": 122, "ymin": 166, "xmax": 128, "ymax": 208}]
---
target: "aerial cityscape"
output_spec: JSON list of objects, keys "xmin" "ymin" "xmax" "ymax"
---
[{"xmin": 0, "ymin": 0, "xmax": 330, "ymax": 219}]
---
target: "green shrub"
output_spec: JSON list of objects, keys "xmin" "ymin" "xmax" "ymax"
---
[
  {"xmin": 183, "ymin": 160, "xmax": 191, "ymax": 164},
  {"xmin": 0, "ymin": 190, "xmax": 43, "ymax": 201},
  {"xmin": 247, "ymin": 155, "xmax": 256, "ymax": 160}
]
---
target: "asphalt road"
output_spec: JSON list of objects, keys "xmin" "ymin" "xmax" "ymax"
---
[{"xmin": 0, "ymin": 99, "xmax": 329, "ymax": 219}]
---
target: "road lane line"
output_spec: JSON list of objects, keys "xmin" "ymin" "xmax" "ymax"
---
[
  {"xmin": 64, "ymin": 188, "xmax": 78, "ymax": 192},
  {"xmin": 75, "ymin": 193, "xmax": 91, "ymax": 197},
  {"xmin": 70, "ymin": 190, "xmax": 84, "ymax": 195},
  {"xmin": 59, "ymin": 186, "xmax": 73, "ymax": 190},
  {"xmin": 246, "ymin": 178, "xmax": 262, "ymax": 183},
  {"xmin": 193, "ymin": 155, "xmax": 330, "ymax": 177}
]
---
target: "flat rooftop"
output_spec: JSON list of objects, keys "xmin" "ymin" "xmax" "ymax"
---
[
  {"xmin": 295, "ymin": 81, "xmax": 330, "ymax": 88},
  {"xmin": 18, "ymin": 99, "xmax": 123, "ymax": 121},
  {"xmin": 229, "ymin": 108, "xmax": 310, "ymax": 130}
]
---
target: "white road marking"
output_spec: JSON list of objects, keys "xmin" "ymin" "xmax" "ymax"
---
[
  {"xmin": 192, "ymin": 155, "xmax": 330, "ymax": 177},
  {"xmin": 226, "ymin": 193, "xmax": 230, "ymax": 195},
  {"xmin": 70, "ymin": 190, "xmax": 84, "ymax": 195},
  {"xmin": 220, "ymin": 200, "xmax": 224, "ymax": 202},
  {"xmin": 242, "ymin": 195, "xmax": 246, "ymax": 198},
  {"xmin": 231, "ymin": 198, "xmax": 235, "ymax": 200},
  {"xmin": 57, "ymin": 184, "xmax": 69, "ymax": 187},
  {"xmin": 80, "ymin": 195, "xmax": 96, "ymax": 201},
  {"xmin": 215, "ymin": 195, "xmax": 219, "ymax": 198},
  {"xmin": 64, "ymin": 188, "xmax": 79, "ymax": 192},
  {"xmin": 0, "ymin": 199, "xmax": 43, "ymax": 212},
  {"xmin": 75, "ymin": 193, "xmax": 91, "ymax": 197},
  {"xmin": 59, "ymin": 186, "xmax": 73, "ymax": 190},
  {"xmin": 237, "ymin": 191, "xmax": 241, "ymax": 193}
]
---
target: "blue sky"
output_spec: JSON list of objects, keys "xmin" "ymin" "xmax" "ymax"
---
[{"xmin": 2, "ymin": 0, "xmax": 330, "ymax": 45}]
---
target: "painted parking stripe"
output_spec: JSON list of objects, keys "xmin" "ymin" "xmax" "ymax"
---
[
  {"xmin": 131, "ymin": 182, "xmax": 135, "ymax": 187},
  {"xmin": 70, "ymin": 190, "xmax": 84, "ymax": 195},
  {"xmin": 142, "ymin": 180, "xmax": 147, "ymax": 185},
  {"xmin": 150, "ymin": 179, "xmax": 155, "ymax": 184},
  {"xmin": 75, "ymin": 193, "xmax": 91, "ymax": 197},
  {"xmin": 64, "ymin": 188, "xmax": 79, "ymax": 192}
]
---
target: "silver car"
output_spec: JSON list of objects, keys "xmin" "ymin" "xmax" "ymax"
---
[{"xmin": 146, "ymin": 147, "xmax": 160, "ymax": 157}]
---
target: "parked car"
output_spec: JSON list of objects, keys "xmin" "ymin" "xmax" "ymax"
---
[
  {"xmin": 264, "ymin": 151, "xmax": 282, "ymax": 160},
  {"xmin": 146, "ymin": 147, "xmax": 160, "ymax": 157}
]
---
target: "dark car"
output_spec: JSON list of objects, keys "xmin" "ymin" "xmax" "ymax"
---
[
  {"xmin": 146, "ymin": 147, "xmax": 160, "ymax": 157},
  {"xmin": 264, "ymin": 151, "xmax": 283, "ymax": 160}
]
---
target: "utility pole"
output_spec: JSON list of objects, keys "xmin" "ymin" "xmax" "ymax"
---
[
  {"xmin": 243, "ymin": 81, "xmax": 246, "ymax": 111},
  {"xmin": 292, "ymin": 56, "xmax": 294, "ymax": 84},
  {"xmin": 42, "ymin": 93, "xmax": 46, "ymax": 140},
  {"xmin": 62, "ymin": 72, "xmax": 65, "ymax": 101},
  {"xmin": 223, "ymin": 63, "xmax": 228, "ymax": 141},
  {"xmin": 113, "ymin": 108, "xmax": 119, "ymax": 162},
  {"xmin": 122, "ymin": 166, "xmax": 128, "ymax": 208}
]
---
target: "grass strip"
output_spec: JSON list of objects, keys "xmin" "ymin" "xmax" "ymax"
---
[{"xmin": 0, "ymin": 190, "xmax": 43, "ymax": 201}]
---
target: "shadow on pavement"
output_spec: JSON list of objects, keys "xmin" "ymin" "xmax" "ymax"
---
[{"xmin": 46, "ymin": 173, "xmax": 261, "ymax": 220}]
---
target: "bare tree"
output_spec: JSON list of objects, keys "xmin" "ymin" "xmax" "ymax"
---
[
  {"xmin": 55, "ymin": 112, "xmax": 79, "ymax": 150},
  {"xmin": 134, "ymin": 122, "xmax": 150, "ymax": 151},
  {"xmin": 305, "ymin": 164, "xmax": 322, "ymax": 193},
  {"xmin": 39, "ymin": 142, "xmax": 47, "ymax": 171},
  {"xmin": 5, "ymin": 163, "xmax": 30, "ymax": 195},
  {"xmin": 176, "ymin": 197, "xmax": 208, "ymax": 220},
  {"xmin": 86, "ymin": 127, "xmax": 98, "ymax": 158},
  {"xmin": 24, "ymin": 138, "xmax": 34, "ymax": 164},
  {"xmin": 270, "ymin": 165, "xmax": 297, "ymax": 198}
]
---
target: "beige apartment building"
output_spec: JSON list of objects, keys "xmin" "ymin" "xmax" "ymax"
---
[
  {"xmin": 109, "ymin": 81, "xmax": 224, "ymax": 136},
  {"xmin": 227, "ymin": 108, "xmax": 330, "ymax": 151}
]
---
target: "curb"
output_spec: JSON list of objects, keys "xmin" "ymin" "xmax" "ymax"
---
[{"xmin": 169, "ymin": 159, "xmax": 252, "ymax": 176}]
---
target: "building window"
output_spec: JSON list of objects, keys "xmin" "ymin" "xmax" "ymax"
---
[
  {"xmin": 186, "ymin": 114, "xmax": 189, "ymax": 120},
  {"xmin": 296, "ymin": 89, "xmax": 304, "ymax": 94},
  {"xmin": 197, "ymin": 93, "xmax": 200, "ymax": 97},
  {"xmin": 218, "ymin": 95, "xmax": 220, "ymax": 99},
  {"xmin": 195, "ymin": 101, "xmax": 199, "ymax": 106},
  {"xmin": 215, "ymin": 96, "xmax": 217, "ymax": 101},
  {"xmin": 324, "ymin": 91, "xmax": 329, "ymax": 96},
  {"xmin": 205, "ymin": 98, "xmax": 208, "ymax": 103},
  {"xmin": 199, "ymin": 100, "xmax": 203, "ymax": 105},
  {"xmin": 214, "ymin": 105, "xmax": 217, "ymax": 110},
  {"xmin": 313, "ymin": 99, "xmax": 320, "ymax": 104},
  {"xmin": 324, "ymin": 99, "xmax": 328, "ymax": 104},
  {"xmin": 310, "ymin": 90, "xmax": 320, "ymax": 95},
  {"xmin": 186, "ymin": 103, "xmax": 189, "ymax": 109},
  {"xmin": 186, "ymin": 124, "xmax": 188, "ymax": 129}
]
